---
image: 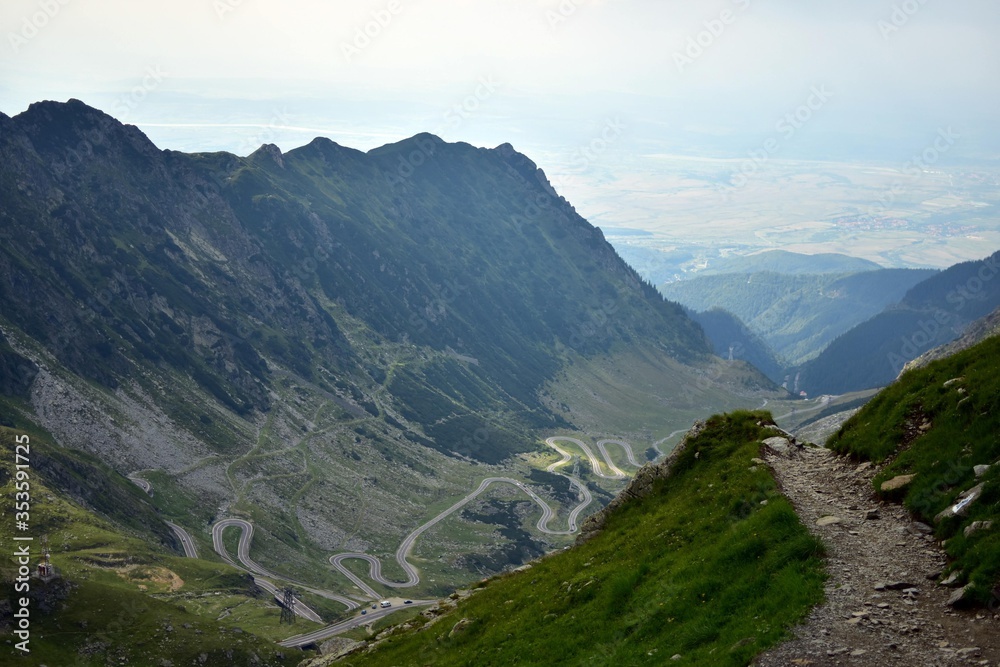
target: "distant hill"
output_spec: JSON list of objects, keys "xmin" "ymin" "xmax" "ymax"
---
[
  {"xmin": 608, "ymin": 247, "xmax": 883, "ymax": 287},
  {"xmin": 690, "ymin": 308, "xmax": 786, "ymax": 383},
  {"xmin": 798, "ymin": 251, "xmax": 1000, "ymax": 395},
  {"xmin": 660, "ymin": 269, "xmax": 936, "ymax": 365},
  {"xmin": 701, "ymin": 250, "xmax": 883, "ymax": 276}
]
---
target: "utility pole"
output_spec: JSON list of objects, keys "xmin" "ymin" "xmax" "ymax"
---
[{"xmin": 280, "ymin": 587, "xmax": 296, "ymax": 624}]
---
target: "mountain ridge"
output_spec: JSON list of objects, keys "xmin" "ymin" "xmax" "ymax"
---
[{"xmin": 0, "ymin": 99, "xmax": 756, "ymax": 613}]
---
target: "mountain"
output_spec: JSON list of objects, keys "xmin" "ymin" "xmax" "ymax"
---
[
  {"xmin": 798, "ymin": 251, "xmax": 1000, "ymax": 395},
  {"xmin": 690, "ymin": 308, "xmax": 786, "ymax": 383},
  {"xmin": 660, "ymin": 268, "xmax": 936, "ymax": 365},
  {"xmin": 0, "ymin": 98, "xmax": 789, "ymax": 627},
  {"xmin": 700, "ymin": 250, "xmax": 883, "ymax": 276}
]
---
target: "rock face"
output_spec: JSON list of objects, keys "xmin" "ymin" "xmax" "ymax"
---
[{"xmin": 575, "ymin": 421, "xmax": 704, "ymax": 545}]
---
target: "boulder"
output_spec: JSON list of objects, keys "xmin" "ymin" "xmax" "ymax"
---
[
  {"xmin": 762, "ymin": 436, "xmax": 791, "ymax": 455},
  {"xmin": 449, "ymin": 618, "xmax": 474, "ymax": 638},
  {"xmin": 964, "ymin": 521, "xmax": 994, "ymax": 539},
  {"xmin": 947, "ymin": 585, "xmax": 973, "ymax": 608},
  {"xmin": 940, "ymin": 571, "xmax": 963, "ymax": 588},
  {"xmin": 880, "ymin": 474, "xmax": 916, "ymax": 493},
  {"xmin": 974, "ymin": 465, "xmax": 991, "ymax": 478},
  {"xmin": 935, "ymin": 483, "xmax": 985, "ymax": 522},
  {"xmin": 816, "ymin": 516, "xmax": 843, "ymax": 527}
]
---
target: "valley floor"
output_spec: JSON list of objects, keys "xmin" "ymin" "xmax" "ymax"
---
[{"xmin": 755, "ymin": 445, "xmax": 1000, "ymax": 666}]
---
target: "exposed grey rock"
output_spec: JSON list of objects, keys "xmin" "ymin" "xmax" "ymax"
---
[
  {"xmin": 974, "ymin": 464, "xmax": 991, "ymax": 478},
  {"xmin": 935, "ymin": 483, "xmax": 986, "ymax": 522},
  {"xmin": 449, "ymin": 618, "xmax": 473, "ymax": 638},
  {"xmin": 762, "ymin": 436, "xmax": 792, "ymax": 455},
  {"xmin": 947, "ymin": 585, "xmax": 973, "ymax": 607},
  {"xmin": 319, "ymin": 637, "xmax": 366, "ymax": 659},
  {"xmin": 964, "ymin": 520, "xmax": 993, "ymax": 539},
  {"xmin": 940, "ymin": 571, "xmax": 963, "ymax": 587},
  {"xmin": 816, "ymin": 516, "xmax": 843, "ymax": 526},
  {"xmin": 880, "ymin": 474, "xmax": 916, "ymax": 493}
]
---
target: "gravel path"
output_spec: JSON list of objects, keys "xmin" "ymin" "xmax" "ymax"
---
[{"xmin": 754, "ymin": 445, "xmax": 1000, "ymax": 666}]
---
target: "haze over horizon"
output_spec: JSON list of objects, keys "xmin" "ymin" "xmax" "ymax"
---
[{"xmin": 3, "ymin": 0, "xmax": 999, "ymax": 269}]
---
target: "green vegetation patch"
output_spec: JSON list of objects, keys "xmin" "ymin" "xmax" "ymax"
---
[
  {"xmin": 344, "ymin": 411, "xmax": 825, "ymax": 666},
  {"xmin": 829, "ymin": 335, "xmax": 1000, "ymax": 604},
  {"xmin": 0, "ymin": 428, "xmax": 308, "ymax": 666}
]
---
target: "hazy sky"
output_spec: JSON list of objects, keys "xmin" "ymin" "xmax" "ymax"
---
[
  {"xmin": 3, "ymin": 0, "xmax": 998, "ymax": 152},
  {"xmin": 3, "ymin": 1, "xmax": 999, "ymax": 267}
]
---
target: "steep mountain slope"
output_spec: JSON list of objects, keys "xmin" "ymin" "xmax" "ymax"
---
[
  {"xmin": 0, "ymin": 100, "xmax": 705, "ymax": 458},
  {"xmin": 903, "ymin": 306, "xmax": 1000, "ymax": 373},
  {"xmin": 660, "ymin": 269, "xmax": 935, "ymax": 365},
  {"xmin": 690, "ymin": 308, "xmax": 786, "ymax": 383},
  {"xmin": 0, "ymin": 99, "xmax": 777, "ymax": 606},
  {"xmin": 799, "ymin": 251, "xmax": 1000, "ymax": 395}
]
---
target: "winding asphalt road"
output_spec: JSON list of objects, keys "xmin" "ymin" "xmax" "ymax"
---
[
  {"xmin": 211, "ymin": 518, "xmax": 355, "ymax": 622},
  {"xmin": 129, "ymin": 475, "xmax": 152, "ymax": 495},
  {"xmin": 165, "ymin": 521, "xmax": 199, "ymax": 559},
  {"xmin": 208, "ymin": 435, "xmax": 648, "ymax": 643},
  {"xmin": 328, "ymin": 436, "xmax": 641, "ymax": 594}
]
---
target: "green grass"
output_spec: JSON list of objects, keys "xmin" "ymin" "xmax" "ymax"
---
[
  {"xmin": 342, "ymin": 411, "xmax": 826, "ymax": 666},
  {"xmin": 829, "ymin": 335, "xmax": 1000, "ymax": 604},
  {"xmin": 0, "ymin": 428, "xmax": 310, "ymax": 666}
]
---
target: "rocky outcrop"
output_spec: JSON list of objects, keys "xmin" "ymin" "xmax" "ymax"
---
[
  {"xmin": 296, "ymin": 638, "xmax": 367, "ymax": 666},
  {"xmin": 575, "ymin": 421, "xmax": 704, "ymax": 544}
]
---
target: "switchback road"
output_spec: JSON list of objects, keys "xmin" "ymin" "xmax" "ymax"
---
[
  {"xmin": 329, "ymin": 435, "xmax": 638, "ymax": 593},
  {"xmin": 211, "ymin": 518, "xmax": 355, "ymax": 621}
]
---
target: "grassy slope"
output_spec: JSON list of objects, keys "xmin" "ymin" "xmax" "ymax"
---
[
  {"xmin": 0, "ymin": 427, "xmax": 310, "ymax": 666},
  {"xmin": 343, "ymin": 411, "xmax": 825, "ymax": 667},
  {"xmin": 828, "ymin": 335, "xmax": 1000, "ymax": 604},
  {"xmin": 542, "ymin": 344, "xmax": 781, "ymax": 445}
]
